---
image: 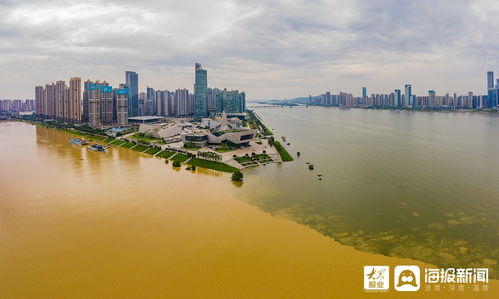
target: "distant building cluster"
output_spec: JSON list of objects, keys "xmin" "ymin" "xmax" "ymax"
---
[
  {"xmin": 34, "ymin": 63, "xmax": 246, "ymax": 128},
  {"xmin": 312, "ymin": 72, "xmax": 499, "ymax": 110},
  {"xmin": 0, "ymin": 99, "xmax": 35, "ymax": 112}
]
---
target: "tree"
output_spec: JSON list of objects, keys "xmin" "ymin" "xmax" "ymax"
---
[
  {"xmin": 231, "ymin": 170, "xmax": 243, "ymax": 182},
  {"xmin": 172, "ymin": 161, "xmax": 181, "ymax": 167}
]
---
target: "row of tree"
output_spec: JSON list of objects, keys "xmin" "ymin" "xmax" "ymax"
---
[{"xmin": 197, "ymin": 151, "xmax": 222, "ymax": 162}]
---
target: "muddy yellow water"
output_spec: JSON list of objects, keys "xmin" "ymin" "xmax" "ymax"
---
[{"xmin": 0, "ymin": 121, "xmax": 496, "ymax": 298}]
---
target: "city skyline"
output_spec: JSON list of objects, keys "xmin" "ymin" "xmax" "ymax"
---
[
  {"xmin": 2, "ymin": 0, "xmax": 499, "ymax": 99},
  {"xmin": 31, "ymin": 64, "xmax": 247, "ymax": 127}
]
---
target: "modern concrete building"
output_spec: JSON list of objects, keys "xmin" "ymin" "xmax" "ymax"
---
[
  {"xmin": 182, "ymin": 129, "xmax": 256, "ymax": 147},
  {"xmin": 128, "ymin": 116, "xmax": 164, "ymax": 124}
]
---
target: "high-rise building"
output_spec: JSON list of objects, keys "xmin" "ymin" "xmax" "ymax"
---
[
  {"xmin": 35, "ymin": 86, "xmax": 44, "ymax": 116},
  {"xmin": 125, "ymin": 71, "xmax": 139, "ymax": 117},
  {"xmin": 222, "ymin": 89, "xmax": 246, "ymax": 113},
  {"xmin": 394, "ymin": 89, "xmax": 401, "ymax": 108},
  {"xmin": 207, "ymin": 88, "xmax": 216, "ymax": 114},
  {"xmin": 46, "ymin": 83, "xmax": 56, "ymax": 118},
  {"xmin": 146, "ymin": 87, "xmax": 155, "ymax": 115},
  {"xmin": 100, "ymin": 84, "xmax": 113, "ymax": 125},
  {"xmin": 114, "ymin": 87, "xmax": 128, "ymax": 126},
  {"xmin": 69, "ymin": 77, "xmax": 81, "ymax": 123},
  {"xmin": 83, "ymin": 80, "xmax": 91, "ymax": 122},
  {"xmin": 86, "ymin": 81, "xmax": 113, "ymax": 128},
  {"xmin": 174, "ymin": 88, "xmax": 190, "ymax": 116},
  {"xmin": 55, "ymin": 80, "xmax": 66, "ymax": 121},
  {"xmin": 362, "ymin": 87, "xmax": 367, "ymax": 98},
  {"xmin": 468, "ymin": 92, "xmax": 474, "ymax": 109},
  {"xmin": 428, "ymin": 90, "xmax": 435, "ymax": 108},
  {"xmin": 194, "ymin": 63, "xmax": 208, "ymax": 120},
  {"xmin": 487, "ymin": 71, "xmax": 494, "ymax": 90},
  {"xmin": 404, "ymin": 85, "xmax": 412, "ymax": 107},
  {"xmin": 138, "ymin": 92, "xmax": 146, "ymax": 116},
  {"xmin": 88, "ymin": 83, "xmax": 101, "ymax": 127}
]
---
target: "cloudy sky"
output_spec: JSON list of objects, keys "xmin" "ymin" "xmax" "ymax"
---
[{"xmin": 1, "ymin": 0, "xmax": 499, "ymax": 100}]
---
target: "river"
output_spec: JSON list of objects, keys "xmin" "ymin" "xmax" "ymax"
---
[{"xmin": 0, "ymin": 118, "xmax": 497, "ymax": 298}]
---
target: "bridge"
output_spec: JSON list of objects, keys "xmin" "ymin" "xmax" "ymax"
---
[{"xmin": 247, "ymin": 105, "xmax": 310, "ymax": 109}]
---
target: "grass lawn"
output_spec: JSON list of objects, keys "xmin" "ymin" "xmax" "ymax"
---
[
  {"xmin": 235, "ymin": 156, "xmax": 258, "ymax": 166},
  {"xmin": 131, "ymin": 144, "xmax": 149, "ymax": 152},
  {"xmin": 144, "ymin": 147, "xmax": 161, "ymax": 155},
  {"xmin": 215, "ymin": 148, "xmax": 235, "ymax": 153},
  {"xmin": 64, "ymin": 129, "xmax": 107, "ymax": 141},
  {"xmin": 187, "ymin": 158, "xmax": 238, "ymax": 173},
  {"xmin": 170, "ymin": 153, "xmax": 190, "ymax": 162},
  {"xmin": 262, "ymin": 127, "xmax": 273, "ymax": 136},
  {"xmin": 102, "ymin": 137, "xmax": 115, "ymax": 143},
  {"xmin": 110, "ymin": 139, "xmax": 126, "ymax": 146},
  {"xmin": 120, "ymin": 142, "xmax": 136, "ymax": 149},
  {"xmin": 156, "ymin": 150, "xmax": 175, "ymax": 159},
  {"xmin": 255, "ymin": 154, "xmax": 273, "ymax": 163},
  {"xmin": 129, "ymin": 133, "xmax": 162, "ymax": 143},
  {"xmin": 183, "ymin": 147, "xmax": 200, "ymax": 151},
  {"xmin": 273, "ymin": 141, "xmax": 293, "ymax": 162}
]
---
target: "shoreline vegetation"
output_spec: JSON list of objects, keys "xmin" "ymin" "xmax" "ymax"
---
[
  {"xmin": 247, "ymin": 109, "xmax": 294, "ymax": 162},
  {"xmin": 16, "ymin": 113, "xmax": 295, "ymax": 176}
]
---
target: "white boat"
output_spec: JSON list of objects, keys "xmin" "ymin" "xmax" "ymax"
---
[{"xmin": 87, "ymin": 144, "xmax": 108, "ymax": 153}]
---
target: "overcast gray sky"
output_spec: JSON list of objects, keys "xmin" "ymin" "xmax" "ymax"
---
[{"xmin": 1, "ymin": 0, "xmax": 499, "ymax": 100}]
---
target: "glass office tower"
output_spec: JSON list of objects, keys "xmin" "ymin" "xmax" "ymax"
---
[
  {"xmin": 125, "ymin": 71, "xmax": 139, "ymax": 117},
  {"xmin": 194, "ymin": 63, "xmax": 208, "ymax": 120}
]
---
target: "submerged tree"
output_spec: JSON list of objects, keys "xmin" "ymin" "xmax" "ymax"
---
[{"xmin": 231, "ymin": 170, "xmax": 244, "ymax": 182}]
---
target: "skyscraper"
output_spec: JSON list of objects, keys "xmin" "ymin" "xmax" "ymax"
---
[
  {"xmin": 69, "ymin": 77, "xmax": 81, "ymax": 123},
  {"xmin": 194, "ymin": 63, "xmax": 208, "ymax": 120},
  {"xmin": 86, "ymin": 81, "xmax": 113, "ymax": 127},
  {"xmin": 362, "ymin": 87, "xmax": 367, "ymax": 98},
  {"xmin": 35, "ymin": 86, "xmax": 44, "ymax": 116},
  {"xmin": 428, "ymin": 90, "xmax": 436, "ymax": 108},
  {"xmin": 174, "ymin": 88, "xmax": 190, "ymax": 116},
  {"xmin": 487, "ymin": 71, "xmax": 494, "ymax": 90},
  {"xmin": 114, "ymin": 88, "xmax": 129, "ymax": 126},
  {"xmin": 100, "ymin": 84, "xmax": 113, "ymax": 125},
  {"xmin": 88, "ymin": 83, "xmax": 101, "ymax": 127},
  {"xmin": 138, "ymin": 92, "xmax": 146, "ymax": 116},
  {"xmin": 394, "ymin": 89, "xmax": 401, "ymax": 108},
  {"xmin": 146, "ymin": 86, "xmax": 155, "ymax": 115},
  {"xmin": 125, "ymin": 71, "xmax": 139, "ymax": 117},
  {"xmin": 83, "ymin": 80, "xmax": 91, "ymax": 122},
  {"xmin": 404, "ymin": 84, "xmax": 412, "ymax": 107},
  {"xmin": 55, "ymin": 80, "xmax": 66, "ymax": 121}
]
